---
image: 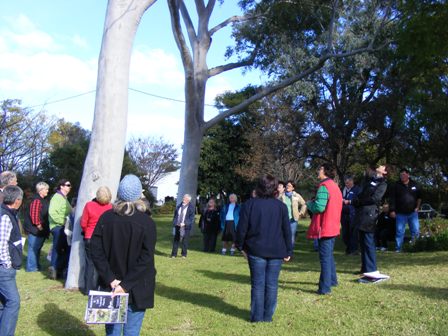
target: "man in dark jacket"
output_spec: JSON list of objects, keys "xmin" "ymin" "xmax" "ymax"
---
[
  {"xmin": 353, "ymin": 165, "xmax": 387, "ymax": 275},
  {"xmin": 389, "ymin": 168, "xmax": 422, "ymax": 252},
  {"xmin": 341, "ymin": 175, "xmax": 361, "ymax": 255},
  {"xmin": 171, "ymin": 194, "xmax": 195, "ymax": 258},
  {"xmin": 0, "ymin": 185, "xmax": 24, "ymax": 336}
]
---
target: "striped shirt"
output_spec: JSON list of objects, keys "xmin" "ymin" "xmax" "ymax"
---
[{"xmin": 0, "ymin": 214, "xmax": 13, "ymax": 268}]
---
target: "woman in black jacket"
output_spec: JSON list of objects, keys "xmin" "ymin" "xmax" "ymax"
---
[
  {"xmin": 23, "ymin": 182, "xmax": 50, "ymax": 272},
  {"xmin": 236, "ymin": 175, "xmax": 292, "ymax": 323},
  {"xmin": 199, "ymin": 198, "xmax": 221, "ymax": 253},
  {"xmin": 352, "ymin": 165, "xmax": 387, "ymax": 275},
  {"xmin": 91, "ymin": 175, "xmax": 157, "ymax": 335}
]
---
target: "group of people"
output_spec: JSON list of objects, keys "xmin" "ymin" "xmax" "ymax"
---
[
  {"xmin": 170, "ymin": 192, "xmax": 242, "ymax": 258},
  {"xmin": 192, "ymin": 164, "xmax": 422, "ymax": 321},
  {"xmin": 0, "ymin": 163, "xmax": 423, "ymax": 332},
  {"xmin": 0, "ymin": 172, "xmax": 157, "ymax": 335},
  {"xmin": 341, "ymin": 167, "xmax": 422, "ymax": 256}
]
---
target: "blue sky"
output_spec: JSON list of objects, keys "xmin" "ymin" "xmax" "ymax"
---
[{"xmin": 0, "ymin": 0, "xmax": 262, "ymax": 197}]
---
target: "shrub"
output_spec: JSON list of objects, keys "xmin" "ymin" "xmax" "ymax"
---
[
  {"xmin": 406, "ymin": 217, "xmax": 448, "ymax": 252},
  {"xmin": 151, "ymin": 200, "xmax": 176, "ymax": 216}
]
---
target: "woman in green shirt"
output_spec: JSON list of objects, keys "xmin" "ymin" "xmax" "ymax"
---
[{"xmin": 48, "ymin": 179, "xmax": 72, "ymax": 279}]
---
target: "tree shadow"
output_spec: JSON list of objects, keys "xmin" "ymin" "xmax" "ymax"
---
[
  {"xmin": 37, "ymin": 303, "xmax": 96, "ymax": 336},
  {"xmin": 385, "ymin": 284, "xmax": 448, "ymax": 301},
  {"xmin": 156, "ymin": 283, "xmax": 248, "ymax": 321},
  {"xmin": 196, "ymin": 269, "xmax": 250, "ymax": 284}
]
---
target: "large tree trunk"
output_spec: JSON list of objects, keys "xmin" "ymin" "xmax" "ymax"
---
[{"xmin": 65, "ymin": 0, "xmax": 156, "ymax": 289}]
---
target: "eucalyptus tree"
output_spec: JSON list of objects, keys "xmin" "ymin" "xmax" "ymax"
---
[
  {"xmin": 168, "ymin": 0, "xmax": 395, "ymax": 203},
  {"xmin": 66, "ymin": 0, "xmax": 158, "ymax": 289}
]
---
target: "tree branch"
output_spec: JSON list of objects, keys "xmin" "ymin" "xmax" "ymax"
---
[
  {"xmin": 168, "ymin": 0, "xmax": 193, "ymax": 71},
  {"xmin": 203, "ymin": 42, "xmax": 388, "ymax": 131},
  {"xmin": 209, "ymin": 14, "xmax": 252, "ymax": 36},
  {"xmin": 179, "ymin": 1, "xmax": 198, "ymax": 49},
  {"xmin": 208, "ymin": 48, "xmax": 257, "ymax": 77}
]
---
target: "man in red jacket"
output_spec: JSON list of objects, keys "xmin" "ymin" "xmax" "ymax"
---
[{"xmin": 307, "ymin": 163, "xmax": 343, "ymax": 295}]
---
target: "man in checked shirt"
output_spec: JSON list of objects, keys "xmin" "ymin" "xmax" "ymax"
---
[{"xmin": 0, "ymin": 185, "xmax": 24, "ymax": 335}]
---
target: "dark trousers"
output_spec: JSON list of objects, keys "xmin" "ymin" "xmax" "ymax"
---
[
  {"xmin": 83, "ymin": 239, "xmax": 98, "ymax": 294},
  {"xmin": 202, "ymin": 233, "xmax": 218, "ymax": 252},
  {"xmin": 171, "ymin": 227, "xmax": 190, "ymax": 257},
  {"xmin": 51, "ymin": 226, "xmax": 70, "ymax": 276},
  {"xmin": 341, "ymin": 212, "xmax": 358, "ymax": 254},
  {"xmin": 359, "ymin": 230, "xmax": 377, "ymax": 273}
]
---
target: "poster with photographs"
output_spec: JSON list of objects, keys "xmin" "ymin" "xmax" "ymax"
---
[{"xmin": 85, "ymin": 290, "xmax": 129, "ymax": 324}]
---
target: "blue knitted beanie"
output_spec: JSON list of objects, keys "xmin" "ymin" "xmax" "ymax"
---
[{"xmin": 117, "ymin": 174, "xmax": 142, "ymax": 202}]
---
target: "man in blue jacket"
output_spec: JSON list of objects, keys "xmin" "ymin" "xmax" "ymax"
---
[{"xmin": 341, "ymin": 175, "xmax": 361, "ymax": 255}]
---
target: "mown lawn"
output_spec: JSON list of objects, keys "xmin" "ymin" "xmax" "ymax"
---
[{"xmin": 16, "ymin": 215, "xmax": 448, "ymax": 335}]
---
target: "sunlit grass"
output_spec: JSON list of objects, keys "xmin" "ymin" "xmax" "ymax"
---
[{"xmin": 16, "ymin": 216, "xmax": 448, "ymax": 335}]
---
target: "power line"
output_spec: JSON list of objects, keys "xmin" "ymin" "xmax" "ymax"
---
[
  {"xmin": 27, "ymin": 87, "xmax": 217, "ymax": 109},
  {"xmin": 28, "ymin": 90, "xmax": 96, "ymax": 109}
]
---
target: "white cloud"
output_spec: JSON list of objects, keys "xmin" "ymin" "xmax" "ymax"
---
[
  {"xmin": 71, "ymin": 34, "xmax": 88, "ymax": 49},
  {"xmin": 0, "ymin": 51, "xmax": 97, "ymax": 92},
  {"xmin": 130, "ymin": 47, "xmax": 184, "ymax": 87}
]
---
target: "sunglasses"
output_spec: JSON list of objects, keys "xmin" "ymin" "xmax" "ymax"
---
[{"xmin": 64, "ymin": 183, "xmax": 72, "ymax": 187}]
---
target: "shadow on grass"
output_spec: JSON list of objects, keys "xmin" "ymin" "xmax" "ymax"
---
[
  {"xmin": 37, "ymin": 303, "xmax": 95, "ymax": 336},
  {"xmin": 156, "ymin": 283, "xmax": 248, "ymax": 321},
  {"xmin": 385, "ymin": 284, "xmax": 448, "ymax": 301},
  {"xmin": 197, "ymin": 269, "xmax": 250, "ymax": 284}
]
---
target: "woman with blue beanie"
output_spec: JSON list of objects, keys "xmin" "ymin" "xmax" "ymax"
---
[{"xmin": 91, "ymin": 174, "xmax": 157, "ymax": 336}]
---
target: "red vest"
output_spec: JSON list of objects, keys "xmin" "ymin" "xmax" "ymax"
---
[{"xmin": 307, "ymin": 178, "xmax": 343, "ymax": 239}]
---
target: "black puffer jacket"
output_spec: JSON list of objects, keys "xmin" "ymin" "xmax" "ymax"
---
[{"xmin": 352, "ymin": 177, "xmax": 387, "ymax": 233}]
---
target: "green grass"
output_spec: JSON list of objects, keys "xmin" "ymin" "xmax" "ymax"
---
[{"xmin": 16, "ymin": 216, "xmax": 448, "ymax": 335}]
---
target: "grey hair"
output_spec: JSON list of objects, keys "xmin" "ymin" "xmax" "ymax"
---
[
  {"xmin": 0, "ymin": 171, "xmax": 17, "ymax": 188},
  {"xmin": 113, "ymin": 199, "xmax": 147, "ymax": 216},
  {"xmin": 229, "ymin": 193, "xmax": 238, "ymax": 202},
  {"xmin": 36, "ymin": 182, "xmax": 49, "ymax": 193},
  {"xmin": 3, "ymin": 185, "xmax": 23, "ymax": 205},
  {"xmin": 183, "ymin": 194, "xmax": 192, "ymax": 201}
]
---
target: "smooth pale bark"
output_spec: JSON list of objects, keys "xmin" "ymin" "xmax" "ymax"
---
[{"xmin": 65, "ymin": 0, "xmax": 157, "ymax": 289}]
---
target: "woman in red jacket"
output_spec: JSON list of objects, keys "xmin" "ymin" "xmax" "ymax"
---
[{"xmin": 80, "ymin": 186, "xmax": 112, "ymax": 294}]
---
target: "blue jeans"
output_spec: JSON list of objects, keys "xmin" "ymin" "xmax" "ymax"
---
[
  {"xmin": 247, "ymin": 255, "xmax": 283, "ymax": 322},
  {"xmin": 105, "ymin": 304, "xmax": 146, "ymax": 336},
  {"xmin": 0, "ymin": 267, "xmax": 20, "ymax": 336},
  {"xmin": 290, "ymin": 221, "xmax": 298, "ymax": 248},
  {"xmin": 317, "ymin": 237, "xmax": 337, "ymax": 294},
  {"xmin": 26, "ymin": 234, "xmax": 46, "ymax": 272},
  {"xmin": 395, "ymin": 212, "xmax": 420, "ymax": 251},
  {"xmin": 359, "ymin": 231, "xmax": 377, "ymax": 273}
]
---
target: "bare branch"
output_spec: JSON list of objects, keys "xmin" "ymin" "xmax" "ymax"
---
[
  {"xmin": 168, "ymin": 0, "xmax": 193, "ymax": 71},
  {"xmin": 208, "ymin": 48, "xmax": 257, "ymax": 77},
  {"xmin": 209, "ymin": 14, "xmax": 253, "ymax": 36},
  {"xmin": 179, "ymin": 1, "xmax": 198, "ymax": 49}
]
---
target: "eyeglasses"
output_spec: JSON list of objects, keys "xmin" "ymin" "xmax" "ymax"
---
[{"xmin": 64, "ymin": 184, "xmax": 72, "ymax": 187}]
